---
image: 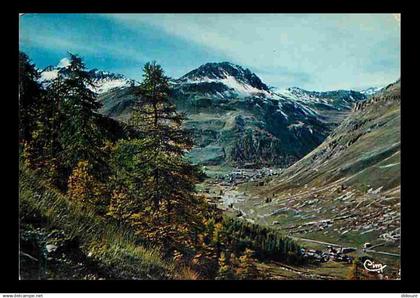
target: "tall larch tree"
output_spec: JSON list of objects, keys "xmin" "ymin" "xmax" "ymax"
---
[
  {"xmin": 19, "ymin": 52, "xmax": 59, "ymax": 180},
  {"xmin": 19, "ymin": 52, "xmax": 42, "ymax": 143},
  {"xmin": 129, "ymin": 61, "xmax": 199, "ymax": 218},
  {"xmin": 59, "ymin": 54, "xmax": 107, "ymax": 183},
  {"xmin": 109, "ymin": 61, "xmax": 207, "ymax": 254},
  {"xmin": 30, "ymin": 71, "xmax": 68, "ymax": 184},
  {"xmin": 129, "ymin": 62, "xmax": 195, "ymax": 214}
]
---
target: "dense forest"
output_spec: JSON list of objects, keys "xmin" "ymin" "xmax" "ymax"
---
[{"xmin": 19, "ymin": 52, "xmax": 304, "ymax": 280}]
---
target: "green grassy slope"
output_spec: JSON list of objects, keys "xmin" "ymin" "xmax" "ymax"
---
[
  {"xmin": 267, "ymin": 80, "xmax": 400, "ymax": 192},
  {"xmin": 19, "ymin": 164, "xmax": 173, "ymax": 280}
]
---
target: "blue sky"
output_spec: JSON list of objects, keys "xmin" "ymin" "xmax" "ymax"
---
[{"xmin": 19, "ymin": 13, "xmax": 400, "ymax": 91}]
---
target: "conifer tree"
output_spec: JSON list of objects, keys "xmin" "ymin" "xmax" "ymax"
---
[
  {"xmin": 30, "ymin": 72, "xmax": 67, "ymax": 184},
  {"xmin": 236, "ymin": 248, "xmax": 259, "ymax": 280},
  {"xmin": 216, "ymin": 252, "xmax": 235, "ymax": 280},
  {"xmin": 109, "ymin": 61, "xmax": 206, "ymax": 252},
  {"xmin": 128, "ymin": 61, "xmax": 196, "ymax": 215},
  {"xmin": 19, "ymin": 52, "xmax": 42, "ymax": 143},
  {"xmin": 19, "ymin": 52, "xmax": 62, "ymax": 184},
  {"xmin": 60, "ymin": 54, "xmax": 106, "ymax": 181},
  {"xmin": 67, "ymin": 160, "xmax": 107, "ymax": 214},
  {"xmin": 348, "ymin": 258, "xmax": 361, "ymax": 280}
]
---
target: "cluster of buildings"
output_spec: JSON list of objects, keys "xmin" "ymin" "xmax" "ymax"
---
[
  {"xmin": 300, "ymin": 246, "xmax": 355, "ymax": 264},
  {"xmin": 217, "ymin": 167, "xmax": 280, "ymax": 186}
]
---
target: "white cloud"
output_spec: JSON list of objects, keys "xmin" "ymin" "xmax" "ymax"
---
[{"xmin": 103, "ymin": 14, "xmax": 400, "ymax": 90}]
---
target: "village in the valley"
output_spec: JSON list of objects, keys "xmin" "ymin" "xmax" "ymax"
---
[{"xmin": 199, "ymin": 166, "xmax": 400, "ymax": 278}]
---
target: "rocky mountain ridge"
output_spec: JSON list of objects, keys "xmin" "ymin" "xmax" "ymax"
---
[{"xmin": 41, "ymin": 59, "xmax": 380, "ymax": 167}]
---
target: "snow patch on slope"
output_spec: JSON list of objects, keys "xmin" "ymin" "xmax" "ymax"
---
[
  {"xmin": 184, "ymin": 72, "xmax": 273, "ymax": 98},
  {"xmin": 359, "ymin": 86, "xmax": 384, "ymax": 96},
  {"xmin": 40, "ymin": 69, "xmax": 59, "ymax": 81},
  {"xmin": 91, "ymin": 78, "xmax": 132, "ymax": 94},
  {"xmin": 57, "ymin": 58, "xmax": 71, "ymax": 68}
]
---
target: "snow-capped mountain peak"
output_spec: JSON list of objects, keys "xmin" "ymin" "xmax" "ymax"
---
[
  {"xmin": 176, "ymin": 62, "xmax": 272, "ymax": 98},
  {"xmin": 38, "ymin": 59, "xmax": 134, "ymax": 94}
]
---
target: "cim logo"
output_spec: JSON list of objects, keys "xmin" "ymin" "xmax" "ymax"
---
[{"xmin": 363, "ymin": 259, "xmax": 387, "ymax": 273}]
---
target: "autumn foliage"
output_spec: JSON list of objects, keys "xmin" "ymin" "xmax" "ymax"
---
[{"xmin": 19, "ymin": 52, "xmax": 301, "ymax": 280}]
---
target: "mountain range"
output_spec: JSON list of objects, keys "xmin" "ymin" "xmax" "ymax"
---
[{"xmin": 39, "ymin": 60, "xmax": 383, "ymax": 167}]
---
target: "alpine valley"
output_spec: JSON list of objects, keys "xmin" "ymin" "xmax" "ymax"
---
[
  {"xmin": 18, "ymin": 12, "xmax": 402, "ymax": 283},
  {"xmin": 22, "ymin": 56, "xmax": 399, "ymax": 280}
]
